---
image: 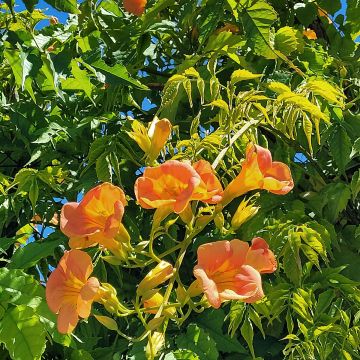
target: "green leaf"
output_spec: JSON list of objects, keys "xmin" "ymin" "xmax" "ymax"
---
[
  {"xmin": 302, "ymin": 115, "xmax": 313, "ymax": 154},
  {"xmin": 315, "ymin": 290, "xmax": 335, "ymax": 317},
  {"xmin": 268, "ymin": 81, "xmax": 292, "ymax": 94},
  {"xmin": 43, "ymin": 0, "xmax": 78, "ymax": 13},
  {"xmin": 305, "ymin": 79, "xmax": 345, "ymax": 108},
  {"xmin": 197, "ymin": 0, "xmax": 226, "ymax": 45},
  {"xmin": 346, "ymin": 0, "xmax": 360, "ymax": 39},
  {"xmin": 9, "ymin": 235, "xmax": 64, "ymax": 270},
  {"xmin": 291, "ymin": 291, "xmax": 312, "ymax": 322},
  {"xmin": 240, "ymin": 317, "xmax": 254, "ymax": 358},
  {"xmin": 228, "ymin": 301, "xmax": 246, "ymax": 337},
  {"xmin": 70, "ymin": 349, "xmax": 94, "ymax": 360},
  {"xmin": 231, "ymin": 69, "xmax": 262, "ymax": 84},
  {"xmin": 176, "ymin": 324, "xmax": 219, "ymax": 360},
  {"xmin": 329, "ymin": 126, "xmax": 352, "ymax": 174},
  {"xmin": 165, "ymin": 350, "xmax": 199, "ymax": 360},
  {"xmin": 239, "ymin": 0, "xmax": 277, "ymax": 59},
  {"xmin": 71, "ymin": 350, "xmax": 95, "ymax": 360},
  {"xmin": 350, "ymin": 170, "xmax": 360, "ymax": 200},
  {"xmin": 62, "ymin": 60, "xmax": 94, "ymax": 101},
  {"xmin": 282, "ymin": 232, "xmax": 302, "ymax": 285},
  {"xmin": 96, "ymin": 153, "xmax": 112, "ymax": 182},
  {"xmin": 29, "ymin": 178, "xmax": 39, "ymax": 211},
  {"xmin": 4, "ymin": 49, "xmax": 36, "ymax": 102},
  {"xmin": 277, "ymin": 92, "xmax": 329, "ymax": 121},
  {"xmin": 90, "ymin": 60, "xmax": 149, "ymax": 90},
  {"xmin": 0, "ymin": 305, "xmax": 46, "ymax": 360},
  {"xmin": 321, "ymin": 183, "xmax": 351, "ymax": 222},
  {"xmin": 274, "ymin": 26, "xmax": 304, "ymax": 56},
  {"xmin": 0, "ymin": 268, "xmax": 43, "ymax": 308},
  {"xmin": 0, "ymin": 237, "xmax": 19, "ymax": 253},
  {"xmin": 197, "ymin": 309, "xmax": 247, "ymax": 354}
]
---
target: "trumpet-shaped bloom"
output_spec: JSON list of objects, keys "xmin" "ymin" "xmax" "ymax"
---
[
  {"xmin": 193, "ymin": 237, "xmax": 276, "ymax": 308},
  {"xmin": 135, "ymin": 160, "xmax": 209, "ymax": 214},
  {"xmin": 128, "ymin": 118, "xmax": 172, "ymax": 163},
  {"xmin": 46, "ymin": 250, "xmax": 100, "ymax": 334},
  {"xmin": 60, "ymin": 183, "xmax": 129, "ymax": 256},
  {"xmin": 193, "ymin": 160, "xmax": 223, "ymax": 204},
  {"xmin": 123, "ymin": 0, "xmax": 147, "ymax": 16},
  {"xmin": 222, "ymin": 144, "xmax": 294, "ymax": 205},
  {"xmin": 147, "ymin": 118, "xmax": 172, "ymax": 163}
]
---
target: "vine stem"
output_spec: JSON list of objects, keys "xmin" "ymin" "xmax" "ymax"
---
[{"xmin": 153, "ymin": 211, "xmax": 218, "ymax": 319}]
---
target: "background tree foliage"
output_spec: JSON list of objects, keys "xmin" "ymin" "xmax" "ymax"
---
[{"xmin": 0, "ymin": 0, "xmax": 359, "ymax": 359}]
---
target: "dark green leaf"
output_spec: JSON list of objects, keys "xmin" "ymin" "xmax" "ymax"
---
[
  {"xmin": 43, "ymin": 0, "xmax": 78, "ymax": 13},
  {"xmin": 9, "ymin": 235, "xmax": 64, "ymax": 270}
]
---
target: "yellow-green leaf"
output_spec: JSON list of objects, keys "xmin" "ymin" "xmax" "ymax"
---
[{"xmin": 231, "ymin": 69, "xmax": 262, "ymax": 84}]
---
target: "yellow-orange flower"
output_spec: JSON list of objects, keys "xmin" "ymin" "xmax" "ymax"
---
[
  {"xmin": 193, "ymin": 160, "xmax": 223, "ymax": 204},
  {"xmin": 123, "ymin": 0, "xmax": 147, "ymax": 16},
  {"xmin": 129, "ymin": 118, "xmax": 172, "ymax": 163},
  {"xmin": 193, "ymin": 238, "xmax": 277, "ymax": 308},
  {"xmin": 46, "ymin": 250, "xmax": 100, "ymax": 334},
  {"xmin": 135, "ymin": 160, "xmax": 207, "ymax": 214},
  {"xmin": 147, "ymin": 118, "xmax": 172, "ymax": 163},
  {"xmin": 222, "ymin": 144, "xmax": 294, "ymax": 205},
  {"xmin": 60, "ymin": 183, "xmax": 130, "ymax": 257},
  {"xmin": 303, "ymin": 29, "xmax": 317, "ymax": 40}
]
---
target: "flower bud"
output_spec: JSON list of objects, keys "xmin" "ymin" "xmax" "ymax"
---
[
  {"xmin": 94, "ymin": 315, "xmax": 118, "ymax": 331},
  {"xmin": 231, "ymin": 197, "xmax": 260, "ymax": 230},
  {"xmin": 147, "ymin": 117, "xmax": 171, "ymax": 163},
  {"xmin": 137, "ymin": 261, "xmax": 174, "ymax": 296},
  {"xmin": 50, "ymin": 16, "xmax": 59, "ymax": 25},
  {"xmin": 96, "ymin": 283, "xmax": 128, "ymax": 315}
]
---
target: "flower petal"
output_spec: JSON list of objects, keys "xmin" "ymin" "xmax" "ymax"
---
[
  {"xmin": 193, "ymin": 160, "xmax": 223, "ymax": 204},
  {"xmin": 196, "ymin": 239, "xmax": 248, "ymax": 274},
  {"xmin": 57, "ymin": 303, "xmax": 79, "ymax": 334},
  {"xmin": 60, "ymin": 202, "xmax": 100, "ymax": 238},
  {"xmin": 263, "ymin": 162, "xmax": 294, "ymax": 195},
  {"xmin": 77, "ymin": 277, "xmax": 100, "ymax": 318},
  {"xmin": 245, "ymin": 237, "xmax": 277, "ymax": 274},
  {"xmin": 123, "ymin": 0, "xmax": 147, "ymax": 16},
  {"xmin": 231, "ymin": 265, "xmax": 264, "ymax": 303},
  {"xmin": 64, "ymin": 249, "xmax": 94, "ymax": 282},
  {"xmin": 193, "ymin": 267, "xmax": 221, "ymax": 309}
]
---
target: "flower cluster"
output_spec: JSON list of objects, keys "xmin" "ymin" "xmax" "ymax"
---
[{"xmin": 46, "ymin": 137, "xmax": 293, "ymax": 335}]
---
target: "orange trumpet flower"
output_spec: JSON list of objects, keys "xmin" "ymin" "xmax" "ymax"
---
[
  {"xmin": 193, "ymin": 238, "xmax": 276, "ymax": 308},
  {"xmin": 46, "ymin": 250, "xmax": 100, "ymax": 334},
  {"xmin": 60, "ymin": 182, "xmax": 130, "ymax": 258},
  {"xmin": 123, "ymin": 0, "xmax": 147, "ymax": 16},
  {"xmin": 222, "ymin": 144, "xmax": 293, "ymax": 205},
  {"xmin": 135, "ymin": 160, "xmax": 207, "ymax": 214}
]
